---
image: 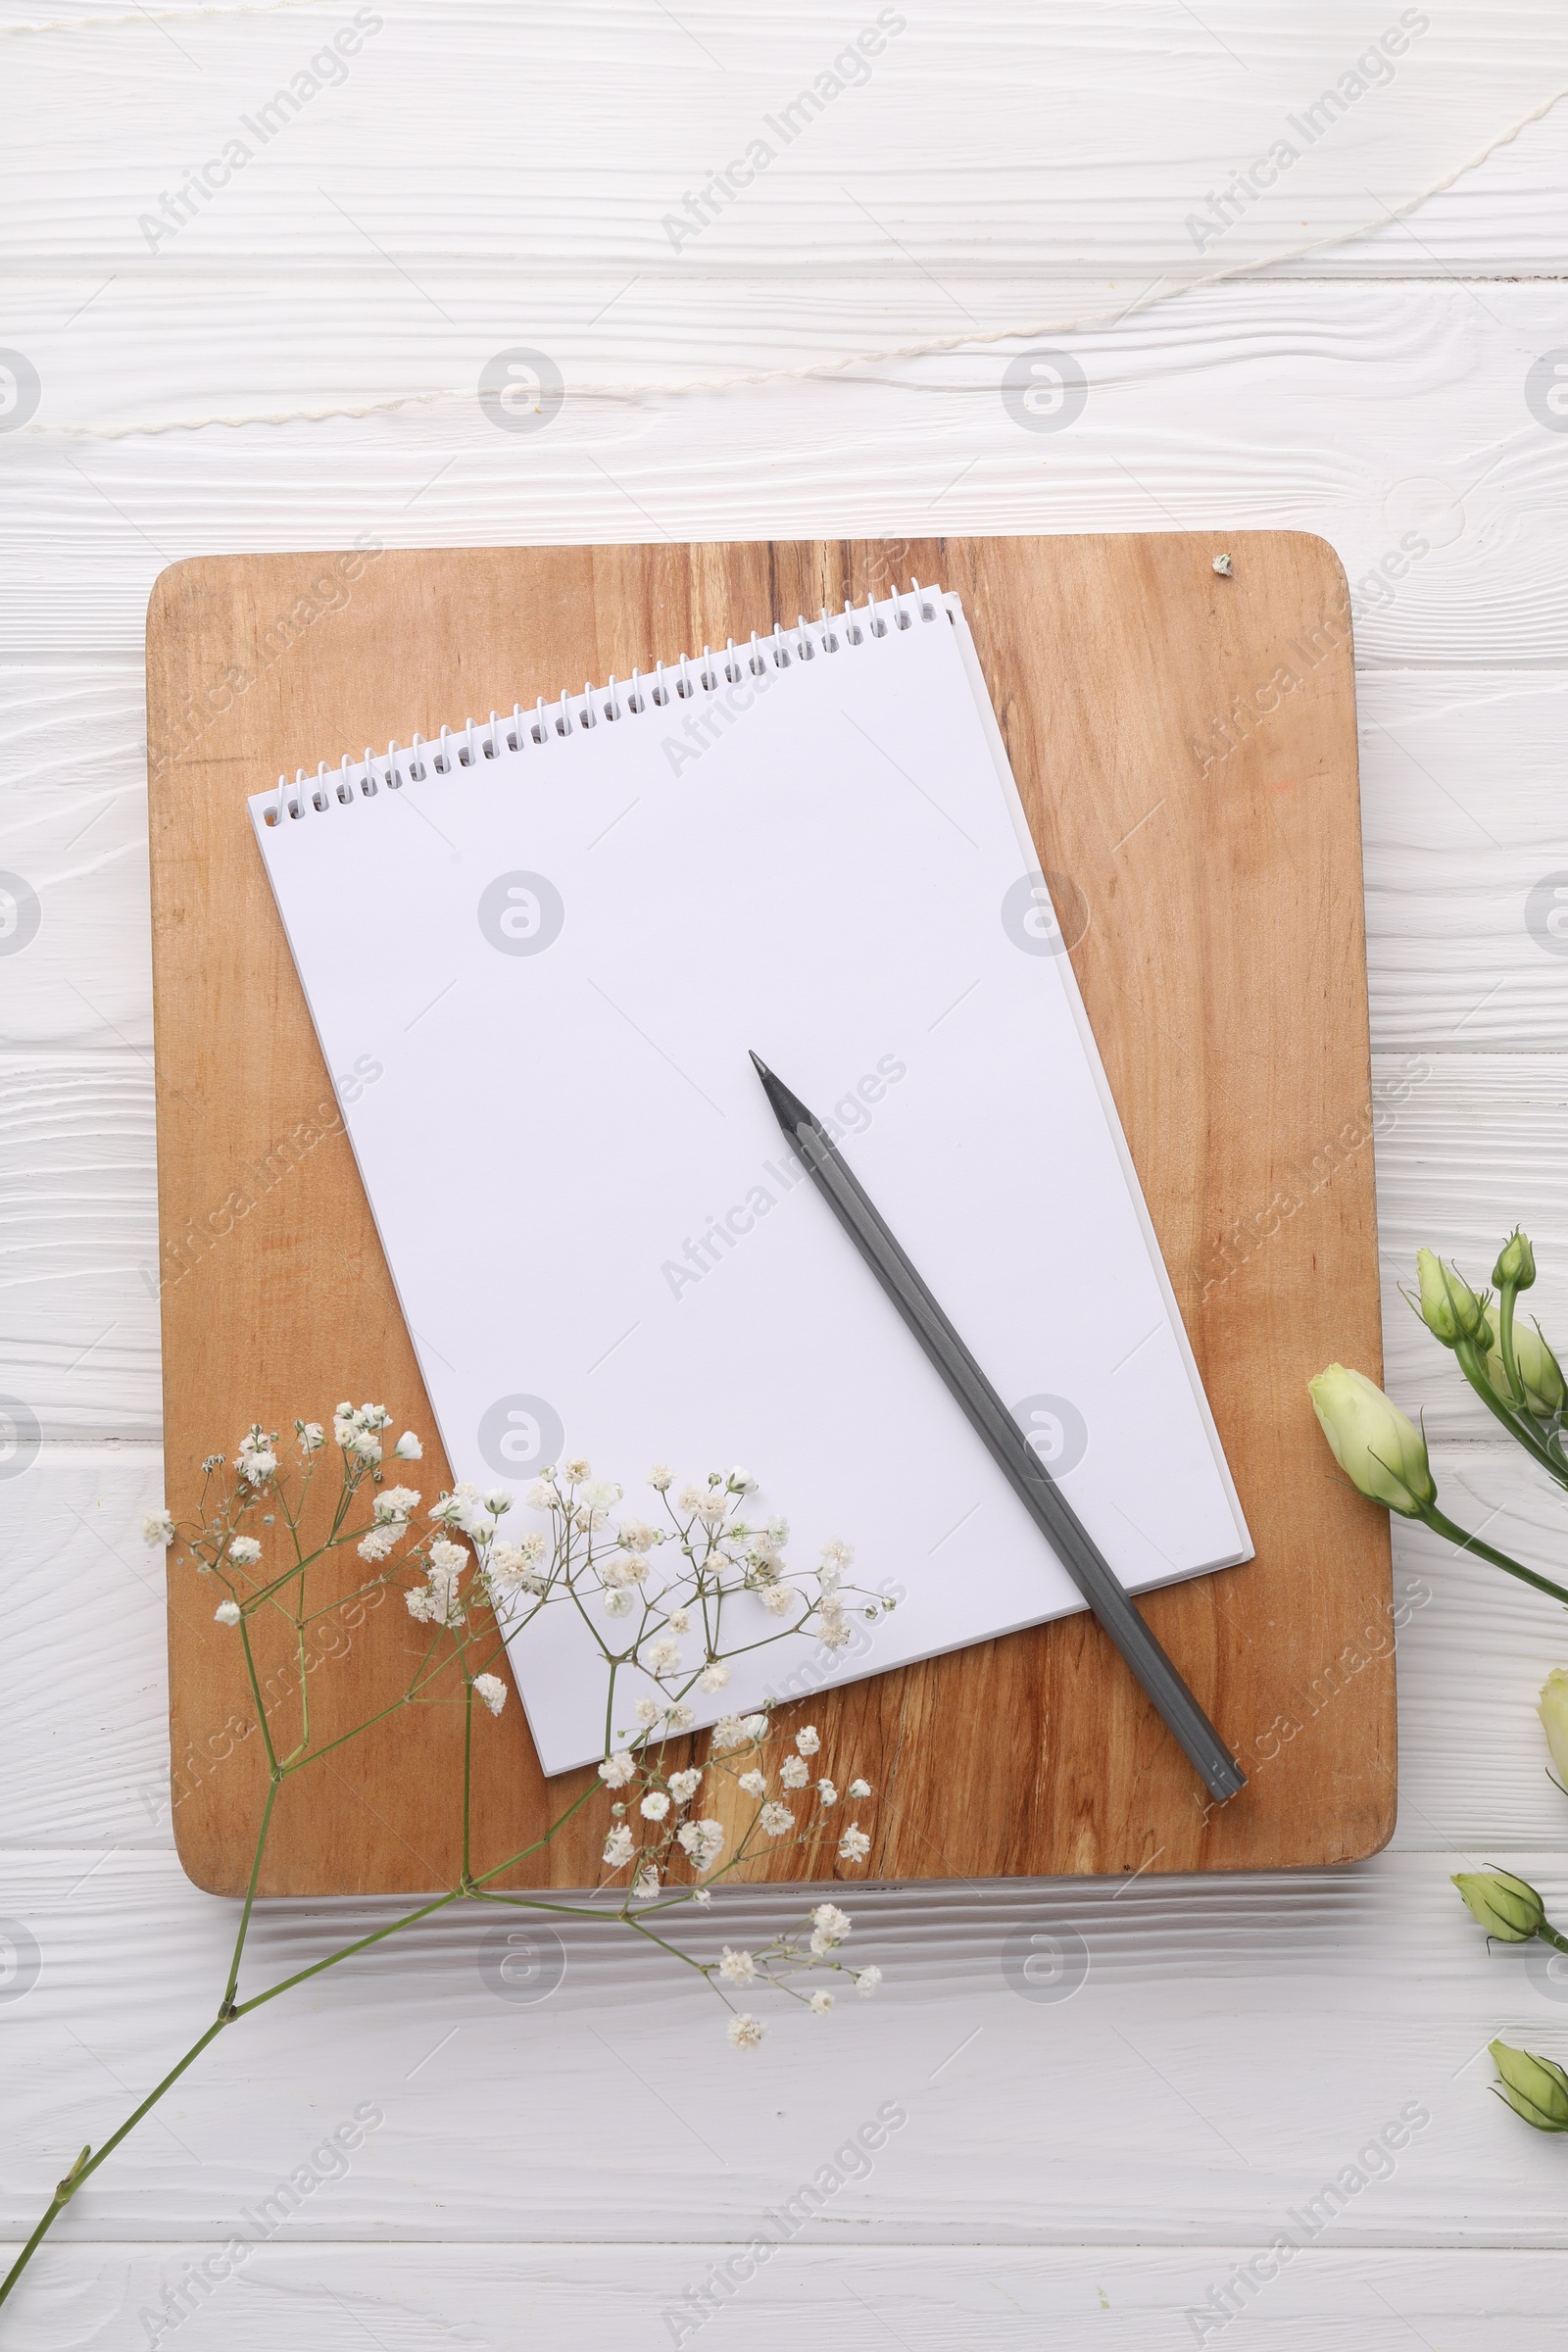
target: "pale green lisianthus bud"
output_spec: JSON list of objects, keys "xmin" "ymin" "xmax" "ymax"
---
[
  {"xmin": 1452, "ymin": 1868, "xmax": 1546, "ymax": 1942},
  {"xmin": 1490, "ymin": 2039, "xmax": 1568, "ymax": 2132},
  {"xmin": 1539, "ymin": 1670, "xmax": 1568, "ymax": 1788},
  {"xmin": 1414, "ymin": 1249, "xmax": 1490, "ymax": 1347},
  {"xmin": 1307, "ymin": 1366, "xmax": 1435, "ymax": 1517},
  {"xmin": 1485, "ymin": 1320, "xmax": 1566, "ymax": 1418},
  {"xmin": 1494, "ymin": 1229, "xmax": 1537, "ymax": 1291}
]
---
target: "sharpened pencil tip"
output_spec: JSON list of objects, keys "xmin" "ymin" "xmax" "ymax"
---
[{"xmin": 748, "ymin": 1049, "xmax": 771, "ymax": 1080}]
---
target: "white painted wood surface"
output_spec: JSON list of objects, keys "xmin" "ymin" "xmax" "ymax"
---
[{"xmin": 5, "ymin": 7, "xmax": 1568, "ymax": 2343}]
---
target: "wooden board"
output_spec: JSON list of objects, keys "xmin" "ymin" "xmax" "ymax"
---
[{"xmin": 145, "ymin": 534, "xmax": 1392, "ymax": 1895}]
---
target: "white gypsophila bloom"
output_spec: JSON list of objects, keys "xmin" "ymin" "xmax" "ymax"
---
[
  {"xmin": 141, "ymin": 1509, "xmax": 176, "ymax": 1548},
  {"xmin": 694, "ymin": 1493, "xmax": 728, "ymax": 1525},
  {"xmin": 648, "ymin": 1464, "xmax": 673, "ymax": 1492},
  {"xmin": 472, "ymin": 1673, "xmax": 508, "ymax": 1717},
  {"xmin": 737, "ymin": 1769, "xmax": 766, "ymax": 1797},
  {"xmin": 677, "ymin": 1819, "xmax": 725, "ymax": 1870},
  {"xmin": 668, "ymin": 1768, "xmax": 703, "ymax": 1803},
  {"xmin": 674, "ymin": 1483, "xmax": 706, "ymax": 1514},
  {"xmin": 640, "ymin": 1790, "xmax": 670, "ymax": 1820},
  {"xmin": 562, "ymin": 1453, "xmax": 592, "ymax": 1484},
  {"xmin": 393, "ymin": 1430, "xmax": 422, "ymax": 1460},
  {"xmin": 487, "ymin": 1542, "xmax": 544, "ymax": 1596},
  {"xmin": 779, "ymin": 1756, "xmax": 808, "ymax": 1790},
  {"xmin": 239, "ymin": 1448, "xmax": 278, "ymax": 1485},
  {"xmin": 357, "ymin": 1526, "xmax": 400, "ymax": 1564},
  {"xmin": 726, "ymin": 2012, "xmax": 765, "ymax": 2050},
  {"xmin": 838, "ymin": 1824, "xmax": 871, "ymax": 1862},
  {"xmin": 429, "ymin": 1539, "xmax": 467, "ymax": 1574},
  {"xmin": 524, "ymin": 1479, "xmax": 557, "ymax": 1512},
  {"xmin": 816, "ymin": 1780, "xmax": 839, "ymax": 1808},
  {"xmin": 644, "ymin": 1638, "xmax": 682, "ymax": 1675},
  {"xmin": 214, "ymin": 1599, "xmax": 242, "ymax": 1626},
  {"xmin": 483, "ymin": 1487, "xmax": 514, "ymax": 1516},
  {"xmin": 227, "ymin": 1537, "xmax": 262, "ymax": 1567},
  {"xmin": 598, "ymin": 1751, "xmax": 636, "ymax": 1788},
  {"xmin": 765, "ymin": 1516, "xmax": 789, "ymax": 1546},
  {"xmin": 694, "ymin": 1886, "xmax": 711, "ymax": 1905},
  {"xmin": 710, "ymin": 1716, "xmax": 747, "ymax": 1751},
  {"xmin": 760, "ymin": 1585, "xmax": 799, "ymax": 1617},
  {"xmin": 808, "ymin": 1990, "xmax": 835, "ymax": 2017},
  {"xmin": 817, "ymin": 1563, "xmax": 842, "ymax": 1595},
  {"xmin": 359, "ymin": 1404, "xmax": 392, "ymax": 1432},
  {"xmin": 821, "ymin": 1538, "xmax": 855, "ymax": 1569},
  {"xmin": 848, "ymin": 1778, "xmax": 872, "ymax": 1799},
  {"xmin": 299, "ymin": 1422, "xmax": 325, "ymax": 1452},
  {"xmin": 604, "ymin": 1589, "xmax": 633, "ymax": 1617},
  {"xmin": 854, "ymin": 1967, "xmax": 882, "ymax": 1996},
  {"xmin": 742, "ymin": 1712, "xmax": 769, "ymax": 1741},
  {"xmin": 818, "ymin": 1619, "xmax": 853, "ymax": 1651},
  {"xmin": 603, "ymin": 1824, "xmax": 634, "ymax": 1868},
  {"xmin": 760, "ymin": 1801, "xmax": 794, "ymax": 1838},
  {"xmin": 697, "ymin": 1662, "xmax": 730, "ymax": 1692},
  {"xmin": 718, "ymin": 1946, "xmax": 757, "ymax": 1984},
  {"xmin": 374, "ymin": 1486, "xmax": 421, "ymax": 1524},
  {"xmin": 810, "ymin": 1902, "xmax": 852, "ymax": 1947},
  {"xmin": 518, "ymin": 1530, "xmax": 548, "ymax": 1563},
  {"xmin": 632, "ymin": 1863, "xmax": 661, "ymax": 1898},
  {"xmin": 794, "ymin": 1726, "xmax": 821, "ymax": 1756},
  {"xmin": 728, "ymin": 1464, "xmax": 756, "ymax": 1492},
  {"xmin": 634, "ymin": 1697, "xmax": 662, "ymax": 1727},
  {"xmin": 667, "ymin": 1703, "xmax": 696, "ymax": 1731},
  {"xmin": 619, "ymin": 1518, "xmax": 658, "ymax": 1550},
  {"xmin": 667, "ymin": 1606, "xmax": 691, "ymax": 1633},
  {"xmin": 579, "ymin": 1477, "xmax": 621, "ymax": 1511},
  {"xmin": 332, "ymin": 1404, "xmax": 358, "ymax": 1446},
  {"xmin": 349, "ymin": 1432, "xmax": 381, "ymax": 1465}
]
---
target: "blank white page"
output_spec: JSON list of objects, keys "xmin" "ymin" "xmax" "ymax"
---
[{"xmin": 251, "ymin": 590, "xmax": 1250, "ymax": 1774}]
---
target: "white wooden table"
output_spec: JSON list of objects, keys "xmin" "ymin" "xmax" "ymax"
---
[{"xmin": 6, "ymin": 7, "xmax": 1568, "ymax": 2343}]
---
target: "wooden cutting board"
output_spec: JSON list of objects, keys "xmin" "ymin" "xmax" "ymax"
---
[{"xmin": 146, "ymin": 533, "xmax": 1393, "ymax": 1896}]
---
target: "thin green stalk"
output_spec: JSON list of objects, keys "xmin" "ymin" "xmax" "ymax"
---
[
  {"xmin": 1453, "ymin": 1339, "xmax": 1568, "ymax": 1487},
  {"xmin": 1498, "ymin": 1282, "xmax": 1526, "ymax": 1410},
  {"xmin": 1418, "ymin": 1500, "xmax": 1568, "ymax": 1607}
]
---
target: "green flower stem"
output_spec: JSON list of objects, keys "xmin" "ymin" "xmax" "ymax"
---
[
  {"xmin": 1453, "ymin": 1339, "xmax": 1568, "ymax": 1487},
  {"xmin": 1498, "ymin": 1283, "xmax": 1526, "ymax": 1410},
  {"xmin": 1417, "ymin": 1499, "xmax": 1568, "ymax": 1607},
  {"xmin": 1538, "ymin": 1923, "xmax": 1568, "ymax": 1957}
]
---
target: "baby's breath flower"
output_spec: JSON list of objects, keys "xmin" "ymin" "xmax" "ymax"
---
[
  {"xmin": 349, "ymin": 1432, "xmax": 381, "ymax": 1465},
  {"xmin": 675, "ymin": 1482, "xmax": 706, "ymax": 1514},
  {"xmin": 142, "ymin": 1510, "xmax": 175, "ymax": 1548},
  {"xmin": 838, "ymin": 1823, "xmax": 871, "ymax": 1863},
  {"xmin": 579, "ymin": 1478, "xmax": 621, "ymax": 1511},
  {"xmin": 227, "ymin": 1536, "xmax": 262, "ymax": 1567},
  {"xmin": 808, "ymin": 1990, "xmax": 835, "ymax": 2017},
  {"xmin": 604, "ymin": 1589, "xmax": 633, "ymax": 1617},
  {"xmin": 666, "ymin": 1702, "xmax": 695, "ymax": 1732},
  {"xmin": 810, "ymin": 1902, "xmax": 852, "ymax": 1949},
  {"xmin": 760, "ymin": 1585, "xmax": 799, "ymax": 1616},
  {"xmin": 472, "ymin": 1673, "xmax": 508, "ymax": 1717},
  {"xmin": 816, "ymin": 1780, "xmax": 839, "ymax": 1807},
  {"xmin": 482, "ymin": 1488, "xmax": 513, "ymax": 1517},
  {"xmin": 697, "ymin": 1662, "xmax": 730, "ymax": 1692},
  {"xmin": 599, "ymin": 1751, "xmax": 636, "ymax": 1788},
  {"xmin": 668, "ymin": 1768, "xmax": 703, "ymax": 1803},
  {"xmin": 631, "ymin": 1863, "xmax": 661, "ymax": 1898},
  {"xmin": 821, "ymin": 1538, "xmax": 855, "ymax": 1569},
  {"xmin": 779, "ymin": 1755, "xmax": 808, "ymax": 1789},
  {"xmin": 374, "ymin": 1486, "xmax": 420, "ymax": 1525},
  {"xmin": 644, "ymin": 1637, "xmax": 682, "ymax": 1675},
  {"xmin": 854, "ymin": 1966, "xmax": 882, "ymax": 1996},
  {"xmin": 666, "ymin": 1605, "xmax": 691, "ymax": 1633},
  {"xmin": 648, "ymin": 1464, "xmax": 673, "ymax": 1492},
  {"xmin": 710, "ymin": 1715, "xmax": 748, "ymax": 1751},
  {"xmin": 392, "ymin": 1430, "xmax": 422, "ymax": 1460},
  {"xmin": 760, "ymin": 1801, "xmax": 794, "ymax": 1838},
  {"xmin": 728, "ymin": 1465, "xmax": 757, "ymax": 1493},
  {"xmin": 717, "ymin": 1946, "xmax": 757, "ymax": 1984},
  {"xmin": 818, "ymin": 1617, "xmax": 854, "ymax": 1651},
  {"xmin": 488, "ymin": 1540, "xmax": 546, "ymax": 1597},
  {"xmin": 794, "ymin": 1726, "xmax": 820, "ymax": 1757},
  {"xmin": 743, "ymin": 1712, "xmax": 769, "ymax": 1741},
  {"xmin": 676, "ymin": 1818, "xmax": 725, "ymax": 1870},
  {"xmin": 214, "ymin": 1599, "xmax": 242, "ymax": 1626},
  {"xmin": 634, "ymin": 1697, "xmax": 662, "ymax": 1727},
  {"xmin": 619, "ymin": 1518, "xmax": 658, "ymax": 1550},
  {"xmin": 726, "ymin": 2012, "xmax": 765, "ymax": 2050},
  {"xmin": 765, "ymin": 1515, "xmax": 789, "ymax": 1545},
  {"xmin": 524, "ymin": 1480, "xmax": 557, "ymax": 1512},
  {"xmin": 640, "ymin": 1790, "xmax": 671, "ymax": 1821},
  {"xmin": 562, "ymin": 1453, "xmax": 592, "ymax": 1484},
  {"xmin": 237, "ymin": 1443, "xmax": 278, "ymax": 1486},
  {"xmin": 358, "ymin": 1526, "xmax": 400, "ymax": 1563},
  {"xmin": 298, "ymin": 1421, "xmax": 325, "ymax": 1452},
  {"xmin": 603, "ymin": 1824, "xmax": 634, "ymax": 1868},
  {"xmin": 848, "ymin": 1778, "xmax": 872, "ymax": 1800},
  {"xmin": 737, "ymin": 1769, "xmax": 766, "ymax": 1797}
]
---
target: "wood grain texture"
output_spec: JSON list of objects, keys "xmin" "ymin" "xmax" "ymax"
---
[{"xmin": 143, "ymin": 530, "xmax": 1389, "ymax": 1894}]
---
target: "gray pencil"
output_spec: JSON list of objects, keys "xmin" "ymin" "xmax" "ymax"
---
[{"xmin": 750, "ymin": 1052, "xmax": 1246, "ymax": 1804}]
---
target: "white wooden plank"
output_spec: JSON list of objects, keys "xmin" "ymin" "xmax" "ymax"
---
[
  {"xmin": 4, "ymin": 0, "xmax": 1566, "ymax": 297},
  {"xmin": 6, "ymin": 1841, "xmax": 1568, "ymax": 2243},
  {"xmin": 3, "ymin": 2243, "xmax": 1568, "ymax": 2351},
  {"xmin": 2, "ymin": 286, "xmax": 1564, "ymax": 669}
]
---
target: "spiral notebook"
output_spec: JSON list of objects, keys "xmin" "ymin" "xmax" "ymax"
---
[{"xmin": 250, "ymin": 583, "xmax": 1251, "ymax": 1774}]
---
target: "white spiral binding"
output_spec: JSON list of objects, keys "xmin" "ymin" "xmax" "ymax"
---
[{"xmin": 267, "ymin": 581, "xmax": 946, "ymax": 824}]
